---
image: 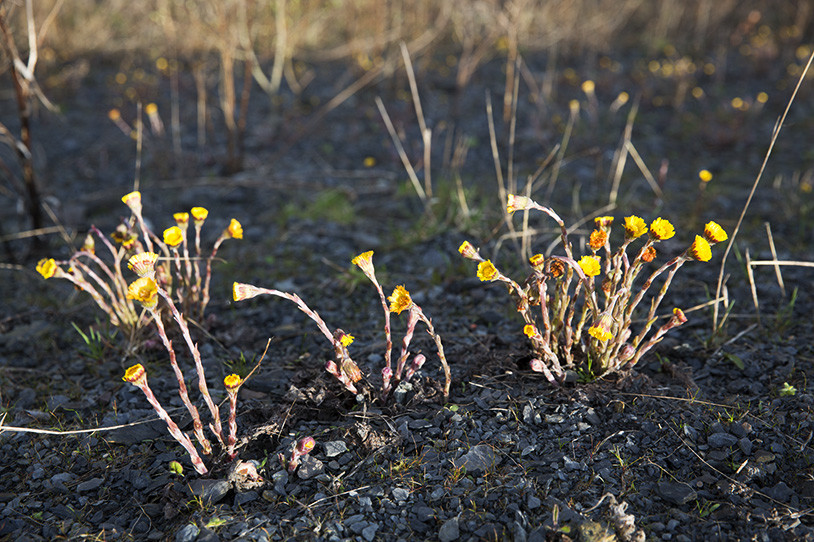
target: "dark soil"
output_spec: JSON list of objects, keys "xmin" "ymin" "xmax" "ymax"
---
[{"xmin": 1, "ymin": 42, "xmax": 813, "ymax": 542}]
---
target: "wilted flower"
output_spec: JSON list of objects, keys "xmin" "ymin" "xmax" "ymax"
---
[
  {"xmin": 688, "ymin": 235, "xmax": 712, "ymax": 262},
  {"xmin": 351, "ymin": 251, "xmax": 375, "ymax": 276},
  {"xmin": 577, "ymin": 255, "xmax": 601, "ymax": 277},
  {"xmin": 649, "ymin": 218, "xmax": 675, "ymax": 241},
  {"xmin": 506, "ymin": 194, "xmax": 531, "ymax": 214},
  {"xmin": 127, "ymin": 277, "xmax": 159, "ymax": 310},
  {"xmin": 122, "ymin": 191, "xmax": 142, "ymax": 215},
  {"xmin": 388, "ymin": 285, "xmax": 413, "ymax": 314},
  {"xmin": 457, "ymin": 241, "xmax": 478, "ymax": 260},
  {"xmin": 641, "ymin": 246, "xmax": 657, "ymax": 263},
  {"xmin": 127, "ymin": 252, "xmax": 159, "ymax": 278},
  {"xmin": 703, "ymin": 221, "xmax": 728, "ymax": 243},
  {"xmin": 477, "ymin": 260, "xmax": 498, "ymax": 281},
  {"xmin": 529, "ymin": 254, "xmax": 545, "ymax": 268},
  {"xmin": 548, "ymin": 259, "xmax": 565, "ymax": 278},
  {"xmin": 36, "ymin": 258, "xmax": 59, "ymax": 279},
  {"xmin": 589, "ymin": 230, "xmax": 608, "ymax": 250},
  {"xmin": 225, "ymin": 219, "xmax": 243, "ymax": 240},
  {"xmin": 624, "ymin": 216, "xmax": 648, "ymax": 239},
  {"xmin": 232, "ymin": 282, "xmax": 263, "ymax": 302},
  {"xmin": 163, "ymin": 226, "xmax": 184, "ymax": 247},
  {"xmin": 190, "ymin": 207, "xmax": 209, "ymax": 224}
]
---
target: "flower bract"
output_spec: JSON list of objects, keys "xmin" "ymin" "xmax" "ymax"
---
[
  {"xmin": 688, "ymin": 235, "xmax": 712, "ymax": 262},
  {"xmin": 388, "ymin": 285, "xmax": 413, "ymax": 314},
  {"xmin": 649, "ymin": 218, "xmax": 675, "ymax": 241},
  {"xmin": 577, "ymin": 255, "xmax": 601, "ymax": 277},
  {"xmin": 624, "ymin": 216, "xmax": 648, "ymax": 239},
  {"xmin": 458, "ymin": 241, "xmax": 478, "ymax": 260},
  {"xmin": 233, "ymin": 282, "xmax": 263, "ymax": 302},
  {"xmin": 174, "ymin": 212, "xmax": 189, "ymax": 229},
  {"xmin": 506, "ymin": 194, "xmax": 531, "ymax": 214},
  {"xmin": 122, "ymin": 191, "xmax": 142, "ymax": 214},
  {"xmin": 477, "ymin": 260, "xmax": 498, "ymax": 281}
]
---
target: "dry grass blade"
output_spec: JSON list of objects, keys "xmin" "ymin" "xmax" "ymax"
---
[
  {"xmin": 713, "ymin": 50, "xmax": 814, "ymax": 331},
  {"xmin": 375, "ymin": 96, "xmax": 427, "ymax": 202},
  {"xmin": 764, "ymin": 222, "xmax": 785, "ymax": 295},
  {"xmin": 745, "ymin": 248, "xmax": 760, "ymax": 321}
]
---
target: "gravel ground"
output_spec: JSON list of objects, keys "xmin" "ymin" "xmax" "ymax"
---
[{"xmin": 1, "ymin": 43, "xmax": 813, "ymax": 542}]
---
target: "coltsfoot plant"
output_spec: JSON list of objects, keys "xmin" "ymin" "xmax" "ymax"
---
[
  {"xmin": 460, "ymin": 194, "xmax": 728, "ymax": 382},
  {"xmin": 233, "ymin": 250, "xmax": 451, "ymax": 402},
  {"xmin": 36, "ymin": 191, "xmax": 242, "ymax": 341}
]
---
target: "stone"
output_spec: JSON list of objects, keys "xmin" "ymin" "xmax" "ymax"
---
[
  {"xmin": 708, "ymin": 433, "xmax": 738, "ymax": 448},
  {"xmin": 175, "ymin": 523, "xmax": 199, "ymax": 542},
  {"xmin": 656, "ymin": 482, "xmax": 697, "ymax": 505},
  {"xmin": 323, "ymin": 441, "xmax": 348, "ymax": 458},
  {"xmin": 438, "ymin": 517, "xmax": 459, "ymax": 542},
  {"xmin": 188, "ymin": 479, "xmax": 231, "ymax": 505},
  {"xmin": 451, "ymin": 444, "xmax": 499, "ymax": 474}
]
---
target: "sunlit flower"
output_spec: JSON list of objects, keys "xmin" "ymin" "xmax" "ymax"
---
[
  {"xmin": 163, "ymin": 226, "xmax": 184, "ymax": 247},
  {"xmin": 127, "ymin": 252, "xmax": 159, "ymax": 278},
  {"xmin": 506, "ymin": 194, "xmax": 531, "ymax": 214},
  {"xmin": 127, "ymin": 277, "xmax": 159, "ymax": 310},
  {"xmin": 699, "ymin": 169, "xmax": 713, "ymax": 183},
  {"xmin": 703, "ymin": 221, "xmax": 728, "ymax": 243},
  {"xmin": 191, "ymin": 207, "xmax": 209, "ymax": 224},
  {"xmin": 688, "ymin": 235, "xmax": 712, "ymax": 262},
  {"xmin": 581, "ymin": 79, "xmax": 595, "ymax": 94},
  {"xmin": 225, "ymin": 218, "xmax": 243, "ymax": 239},
  {"xmin": 589, "ymin": 230, "xmax": 608, "ymax": 250},
  {"xmin": 388, "ymin": 285, "xmax": 413, "ymax": 314},
  {"xmin": 339, "ymin": 332, "xmax": 354, "ymax": 347},
  {"xmin": 232, "ymin": 282, "xmax": 263, "ymax": 302},
  {"xmin": 624, "ymin": 215, "xmax": 648, "ymax": 239},
  {"xmin": 123, "ymin": 363, "xmax": 147, "ymax": 386},
  {"xmin": 36, "ymin": 258, "xmax": 58, "ymax": 279},
  {"xmin": 351, "ymin": 251, "xmax": 375, "ymax": 276},
  {"xmin": 641, "ymin": 246, "xmax": 657, "ymax": 263},
  {"xmin": 458, "ymin": 241, "xmax": 478, "ymax": 260},
  {"xmin": 529, "ymin": 253, "xmax": 545, "ymax": 268},
  {"xmin": 594, "ymin": 216, "xmax": 614, "ymax": 230},
  {"xmin": 477, "ymin": 260, "xmax": 499, "ymax": 281},
  {"xmin": 173, "ymin": 212, "xmax": 189, "ymax": 230},
  {"xmin": 588, "ymin": 312, "xmax": 614, "ymax": 342},
  {"xmin": 296, "ymin": 436, "xmax": 316, "ymax": 455},
  {"xmin": 224, "ymin": 374, "xmax": 243, "ymax": 390},
  {"xmin": 577, "ymin": 255, "xmax": 601, "ymax": 277},
  {"xmin": 523, "ymin": 324, "xmax": 537, "ymax": 338},
  {"xmin": 121, "ymin": 191, "xmax": 142, "ymax": 215},
  {"xmin": 111, "ymin": 224, "xmax": 138, "ymax": 248},
  {"xmin": 649, "ymin": 217, "xmax": 675, "ymax": 241}
]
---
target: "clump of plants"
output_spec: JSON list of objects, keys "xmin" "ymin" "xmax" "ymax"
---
[
  {"xmin": 459, "ymin": 194, "xmax": 728, "ymax": 382},
  {"xmin": 36, "ymin": 191, "xmax": 243, "ymax": 343},
  {"xmin": 233, "ymin": 250, "xmax": 451, "ymax": 403}
]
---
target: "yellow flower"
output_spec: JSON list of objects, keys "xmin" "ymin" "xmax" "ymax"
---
[
  {"xmin": 703, "ymin": 221, "xmax": 728, "ymax": 243},
  {"xmin": 351, "ymin": 251, "xmax": 375, "ymax": 275},
  {"xmin": 191, "ymin": 207, "xmax": 209, "ymax": 223},
  {"xmin": 173, "ymin": 212, "xmax": 189, "ymax": 229},
  {"xmin": 577, "ymin": 255, "xmax": 601, "ymax": 277},
  {"xmin": 127, "ymin": 252, "xmax": 159, "ymax": 278},
  {"xmin": 523, "ymin": 324, "xmax": 537, "ymax": 338},
  {"xmin": 624, "ymin": 215, "xmax": 648, "ymax": 239},
  {"xmin": 594, "ymin": 216, "xmax": 614, "ymax": 230},
  {"xmin": 529, "ymin": 253, "xmax": 545, "ymax": 268},
  {"xmin": 145, "ymin": 103, "xmax": 158, "ymax": 116},
  {"xmin": 127, "ymin": 277, "xmax": 159, "ymax": 310},
  {"xmin": 688, "ymin": 235, "xmax": 712, "ymax": 262},
  {"xmin": 588, "ymin": 312, "xmax": 614, "ymax": 342},
  {"xmin": 232, "ymin": 282, "xmax": 263, "ymax": 302},
  {"xmin": 224, "ymin": 374, "xmax": 243, "ymax": 390},
  {"xmin": 163, "ymin": 226, "xmax": 184, "ymax": 247},
  {"xmin": 340, "ymin": 333, "xmax": 354, "ymax": 347},
  {"xmin": 388, "ymin": 285, "xmax": 413, "ymax": 314},
  {"xmin": 506, "ymin": 194, "xmax": 531, "ymax": 214},
  {"xmin": 121, "ymin": 191, "xmax": 142, "ymax": 214},
  {"xmin": 672, "ymin": 307, "xmax": 687, "ymax": 325},
  {"xmin": 81, "ymin": 234, "xmax": 95, "ymax": 254},
  {"xmin": 458, "ymin": 241, "xmax": 478, "ymax": 260},
  {"xmin": 36, "ymin": 258, "xmax": 58, "ymax": 279},
  {"xmin": 649, "ymin": 217, "xmax": 675, "ymax": 241},
  {"xmin": 477, "ymin": 260, "xmax": 498, "ymax": 281},
  {"xmin": 123, "ymin": 363, "xmax": 147, "ymax": 386},
  {"xmin": 588, "ymin": 230, "xmax": 608, "ymax": 250},
  {"xmin": 226, "ymin": 218, "xmax": 243, "ymax": 239},
  {"xmin": 699, "ymin": 169, "xmax": 713, "ymax": 183}
]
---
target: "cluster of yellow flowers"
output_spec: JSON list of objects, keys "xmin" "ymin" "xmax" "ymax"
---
[{"xmin": 460, "ymin": 195, "xmax": 728, "ymax": 381}]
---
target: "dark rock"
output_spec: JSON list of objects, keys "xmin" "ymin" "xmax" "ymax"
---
[{"xmin": 656, "ymin": 482, "xmax": 697, "ymax": 505}]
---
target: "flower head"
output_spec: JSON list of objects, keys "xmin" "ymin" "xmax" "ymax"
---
[
  {"xmin": 703, "ymin": 221, "xmax": 728, "ymax": 243},
  {"xmin": 529, "ymin": 253, "xmax": 545, "ymax": 268},
  {"xmin": 523, "ymin": 324, "xmax": 538, "ymax": 338},
  {"xmin": 127, "ymin": 252, "xmax": 159, "ymax": 278},
  {"xmin": 36, "ymin": 258, "xmax": 58, "ymax": 279},
  {"xmin": 296, "ymin": 436, "xmax": 316, "ymax": 455},
  {"xmin": 388, "ymin": 285, "xmax": 413, "ymax": 314},
  {"xmin": 649, "ymin": 217, "xmax": 675, "ymax": 241},
  {"xmin": 233, "ymin": 282, "xmax": 263, "ymax": 302},
  {"xmin": 337, "ymin": 331, "xmax": 354, "ymax": 347},
  {"xmin": 641, "ymin": 246, "xmax": 657, "ymax": 263},
  {"xmin": 588, "ymin": 230, "xmax": 608, "ymax": 251},
  {"xmin": 112, "ymin": 224, "xmax": 138, "ymax": 249},
  {"xmin": 671, "ymin": 307, "xmax": 687, "ymax": 325},
  {"xmin": 506, "ymin": 194, "xmax": 531, "ymax": 214},
  {"xmin": 123, "ymin": 363, "xmax": 147, "ymax": 386},
  {"xmin": 81, "ymin": 234, "xmax": 95, "ymax": 254},
  {"xmin": 458, "ymin": 241, "xmax": 478, "ymax": 260},
  {"xmin": 224, "ymin": 374, "xmax": 243, "ymax": 391},
  {"xmin": 225, "ymin": 218, "xmax": 243, "ymax": 239},
  {"xmin": 477, "ymin": 260, "xmax": 498, "ymax": 281},
  {"xmin": 624, "ymin": 215, "xmax": 648, "ymax": 239},
  {"xmin": 577, "ymin": 255, "xmax": 601, "ymax": 277},
  {"xmin": 548, "ymin": 259, "xmax": 565, "ymax": 278},
  {"xmin": 351, "ymin": 251, "xmax": 375, "ymax": 276},
  {"xmin": 127, "ymin": 277, "xmax": 159, "ymax": 310},
  {"xmin": 173, "ymin": 212, "xmax": 190, "ymax": 230},
  {"xmin": 688, "ymin": 235, "xmax": 712, "ymax": 262},
  {"xmin": 191, "ymin": 207, "xmax": 208, "ymax": 224},
  {"xmin": 588, "ymin": 312, "xmax": 614, "ymax": 342},
  {"xmin": 121, "ymin": 191, "xmax": 142, "ymax": 215},
  {"xmin": 699, "ymin": 169, "xmax": 713, "ymax": 183},
  {"xmin": 163, "ymin": 226, "xmax": 184, "ymax": 247},
  {"xmin": 594, "ymin": 216, "xmax": 614, "ymax": 231}
]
